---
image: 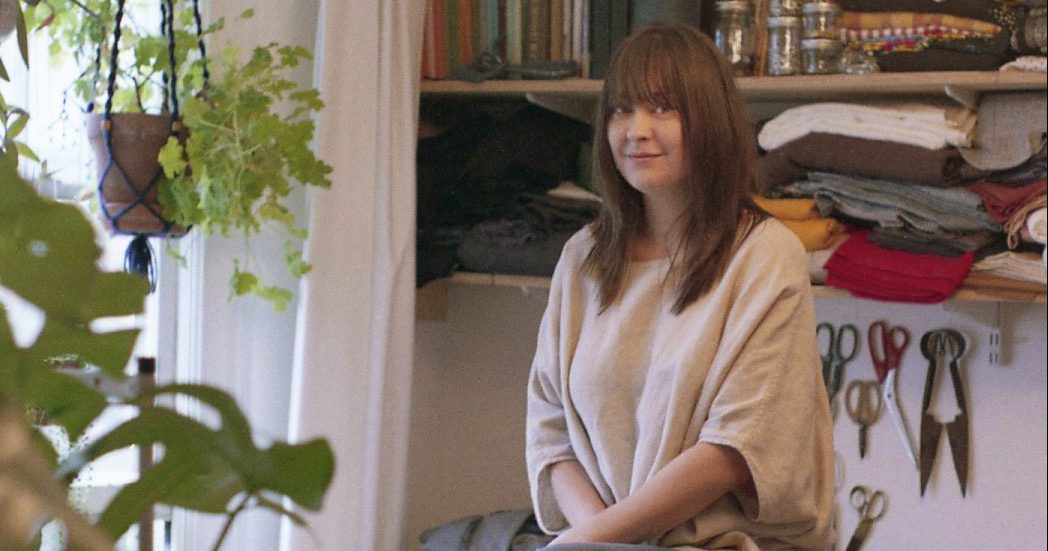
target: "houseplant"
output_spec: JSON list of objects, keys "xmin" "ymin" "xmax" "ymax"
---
[
  {"xmin": 23, "ymin": 1, "xmax": 332, "ymax": 310},
  {"xmin": 0, "ymin": 153, "xmax": 335, "ymax": 550}
]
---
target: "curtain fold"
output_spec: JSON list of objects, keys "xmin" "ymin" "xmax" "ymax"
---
[{"xmin": 283, "ymin": 1, "xmax": 423, "ymax": 549}]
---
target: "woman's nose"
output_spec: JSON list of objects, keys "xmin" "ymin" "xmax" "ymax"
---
[{"xmin": 625, "ymin": 111, "xmax": 652, "ymax": 140}]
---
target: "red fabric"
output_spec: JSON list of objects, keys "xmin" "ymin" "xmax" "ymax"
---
[
  {"xmin": 825, "ymin": 230, "xmax": 974, "ymax": 303},
  {"xmin": 965, "ymin": 179, "xmax": 1048, "ymax": 222}
]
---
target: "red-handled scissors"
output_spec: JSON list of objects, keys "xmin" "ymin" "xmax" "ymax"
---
[{"xmin": 868, "ymin": 320, "xmax": 918, "ymax": 469}]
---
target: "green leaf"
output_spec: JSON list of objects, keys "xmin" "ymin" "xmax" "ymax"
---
[{"xmin": 158, "ymin": 136, "xmax": 188, "ymax": 178}]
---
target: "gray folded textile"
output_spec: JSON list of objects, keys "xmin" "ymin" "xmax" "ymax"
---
[
  {"xmin": 782, "ymin": 171, "xmax": 1001, "ymax": 233},
  {"xmin": 960, "ymin": 91, "xmax": 1048, "ymax": 171},
  {"xmin": 420, "ymin": 509, "xmax": 553, "ymax": 551}
]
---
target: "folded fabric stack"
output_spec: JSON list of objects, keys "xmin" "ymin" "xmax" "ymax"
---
[
  {"xmin": 456, "ymin": 185, "xmax": 600, "ymax": 277},
  {"xmin": 837, "ymin": 0, "xmax": 1024, "ymax": 71},
  {"xmin": 753, "ymin": 196, "xmax": 846, "ymax": 253},
  {"xmin": 825, "ymin": 230, "xmax": 975, "ymax": 303},
  {"xmin": 759, "ymin": 89, "xmax": 1047, "ymax": 301}
]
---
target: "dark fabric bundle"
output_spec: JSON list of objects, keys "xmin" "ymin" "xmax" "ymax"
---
[{"xmin": 760, "ymin": 133, "xmax": 983, "ymax": 189}]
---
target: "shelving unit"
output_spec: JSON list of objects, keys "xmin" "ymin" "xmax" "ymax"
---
[{"xmin": 419, "ymin": 71, "xmax": 1048, "ymax": 310}]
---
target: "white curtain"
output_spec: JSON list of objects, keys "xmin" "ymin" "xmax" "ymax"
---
[{"xmin": 282, "ymin": 1, "xmax": 424, "ymax": 550}]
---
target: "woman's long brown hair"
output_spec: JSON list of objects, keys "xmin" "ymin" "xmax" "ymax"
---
[{"xmin": 584, "ymin": 22, "xmax": 766, "ymax": 314}]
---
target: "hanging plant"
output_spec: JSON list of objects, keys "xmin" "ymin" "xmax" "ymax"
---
[{"xmin": 157, "ymin": 25, "xmax": 332, "ymax": 311}]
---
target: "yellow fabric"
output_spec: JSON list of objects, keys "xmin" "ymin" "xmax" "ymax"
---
[
  {"xmin": 753, "ymin": 197, "xmax": 820, "ymax": 221},
  {"xmin": 781, "ymin": 218, "xmax": 846, "ymax": 251}
]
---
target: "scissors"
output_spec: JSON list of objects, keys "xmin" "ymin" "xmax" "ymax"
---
[
  {"xmin": 919, "ymin": 328, "xmax": 970, "ymax": 497},
  {"xmin": 845, "ymin": 380, "xmax": 882, "ymax": 459},
  {"xmin": 868, "ymin": 320, "xmax": 918, "ymax": 469},
  {"xmin": 817, "ymin": 322, "xmax": 859, "ymax": 407},
  {"xmin": 845, "ymin": 485, "xmax": 887, "ymax": 551}
]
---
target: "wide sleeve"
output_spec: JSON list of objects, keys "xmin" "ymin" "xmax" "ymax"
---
[
  {"xmin": 525, "ymin": 238, "xmax": 582, "ymax": 534},
  {"xmin": 697, "ymin": 223, "xmax": 835, "ymax": 539}
]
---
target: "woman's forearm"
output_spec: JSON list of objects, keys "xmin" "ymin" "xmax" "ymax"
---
[
  {"xmin": 549, "ymin": 460, "xmax": 607, "ymax": 527},
  {"xmin": 558, "ymin": 442, "xmax": 752, "ymax": 544}
]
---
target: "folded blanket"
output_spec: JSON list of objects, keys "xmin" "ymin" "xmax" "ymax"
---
[
  {"xmin": 970, "ymin": 250, "xmax": 1047, "ymax": 284},
  {"xmin": 960, "ymin": 91, "xmax": 1047, "ymax": 171},
  {"xmin": 841, "ymin": 11, "xmax": 1003, "ymax": 36},
  {"xmin": 825, "ymin": 230, "xmax": 975, "ymax": 303},
  {"xmin": 809, "ymin": 234, "xmax": 849, "ymax": 284},
  {"xmin": 758, "ymin": 103, "xmax": 976, "ymax": 152},
  {"xmin": 753, "ymin": 196, "xmax": 820, "ymax": 220},
  {"xmin": 781, "ymin": 218, "xmax": 847, "ymax": 251},
  {"xmin": 965, "ymin": 179, "xmax": 1047, "ymax": 222},
  {"xmin": 837, "ymin": 0, "xmax": 1022, "ymax": 26},
  {"xmin": 761, "ymin": 133, "xmax": 980, "ymax": 188}
]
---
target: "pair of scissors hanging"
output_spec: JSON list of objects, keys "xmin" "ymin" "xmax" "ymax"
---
[
  {"xmin": 845, "ymin": 379, "xmax": 881, "ymax": 459},
  {"xmin": 817, "ymin": 322, "xmax": 859, "ymax": 413},
  {"xmin": 844, "ymin": 485, "xmax": 887, "ymax": 551},
  {"xmin": 919, "ymin": 328, "xmax": 970, "ymax": 497},
  {"xmin": 868, "ymin": 320, "xmax": 919, "ymax": 470}
]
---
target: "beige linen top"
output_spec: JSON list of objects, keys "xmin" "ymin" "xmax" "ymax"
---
[{"xmin": 526, "ymin": 220, "xmax": 835, "ymax": 550}]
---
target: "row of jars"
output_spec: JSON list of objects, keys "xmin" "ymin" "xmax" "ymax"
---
[{"xmin": 712, "ymin": 0, "xmax": 845, "ymax": 76}]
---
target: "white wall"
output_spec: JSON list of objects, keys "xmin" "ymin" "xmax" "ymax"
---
[{"xmin": 407, "ymin": 286, "xmax": 1048, "ymax": 550}]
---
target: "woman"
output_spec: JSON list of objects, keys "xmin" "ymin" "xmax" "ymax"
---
[{"xmin": 525, "ymin": 23, "xmax": 834, "ymax": 550}]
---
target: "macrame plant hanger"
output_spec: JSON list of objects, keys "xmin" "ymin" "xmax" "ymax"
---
[{"xmin": 96, "ymin": 0, "xmax": 207, "ymax": 291}]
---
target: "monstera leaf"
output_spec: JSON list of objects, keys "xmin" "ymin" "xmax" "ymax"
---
[
  {"xmin": 1, "ymin": 155, "xmax": 333, "ymax": 549},
  {"xmin": 0, "ymin": 152, "xmax": 146, "ymax": 441},
  {"xmin": 59, "ymin": 384, "xmax": 335, "ymax": 541}
]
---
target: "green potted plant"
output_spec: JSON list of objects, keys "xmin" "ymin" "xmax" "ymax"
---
[
  {"xmin": 23, "ymin": 1, "xmax": 332, "ymax": 310},
  {"xmin": 0, "ymin": 153, "xmax": 335, "ymax": 550}
]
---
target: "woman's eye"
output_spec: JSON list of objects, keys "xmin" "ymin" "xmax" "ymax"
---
[{"xmin": 653, "ymin": 105, "xmax": 670, "ymax": 115}]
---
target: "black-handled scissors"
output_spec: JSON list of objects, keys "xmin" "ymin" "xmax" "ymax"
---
[
  {"xmin": 817, "ymin": 322, "xmax": 859, "ymax": 406},
  {"xmin": 845, "ymin": 379, "xmax": 882, "ymax": 459},
  {"xmin": 845, "ymin": 485, "xmax": 887, "ymax": 551},
  {"xmin": 919, "ymin": 328, "xmax": 970, "ymax": 497}
]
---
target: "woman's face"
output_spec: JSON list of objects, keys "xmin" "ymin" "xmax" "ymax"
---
[{"xmin": 607, "ymin": 102, "xmax": 688, "ymax": 200}]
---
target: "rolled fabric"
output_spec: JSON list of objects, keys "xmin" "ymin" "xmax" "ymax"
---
[
  {"xmin": 780, "ymin": 218, "xmax": 847, "ymax": 251},
  {"xmin": 836, "ymin": 0, "xmax": 1022, "ymax": 26},
  {"xmin": 753, "ymin": 196, "xmax": 820, "ymax": 220},
  {"xmin": 1026, "ymin": 206, "xmax": 1047, "ymax": 244},
  {"xmin": 1004, "ymin": 195, "xmax": 1047, "ymax": 248}
]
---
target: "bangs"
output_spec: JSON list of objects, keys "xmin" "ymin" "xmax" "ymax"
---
[{"xmin": 604, "ymin": 34, "xmax": 685, "ymax": 111}]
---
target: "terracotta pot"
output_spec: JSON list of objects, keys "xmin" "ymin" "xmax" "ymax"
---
[{"xmin": 86, "ymin": 112, "xmax": 188, "ymax": 236}]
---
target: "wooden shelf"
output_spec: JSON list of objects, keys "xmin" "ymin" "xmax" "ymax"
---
[
  {"xmin": 441, "ymin": 271, "xmax": 1046, "ymax": 304},
  {"xmin": 421, "ymin": 71, "xmax": 1046, "ymax": 101}
]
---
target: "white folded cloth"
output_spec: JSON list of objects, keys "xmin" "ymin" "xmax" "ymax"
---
[
  {"xmin": 758, "ymin": 102, "xmax": 976, "ymax": 151},
  {"xmin": 970, "ymin": 251, "xmax": 1047, "ymax": 285}
]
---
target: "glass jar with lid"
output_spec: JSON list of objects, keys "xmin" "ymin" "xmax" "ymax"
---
[
  {"xmin": 766, "ymin": 16, "xmax": 803, "ymax": 75},
  {"xmin": 801, "ymin": 1, "xmax": 842, "ymax": 39},
  {"xmin": 801, "ymin": 38, "xmax": 843, "ymax": 74},
  {"xmin": 769, "ymin": 0, "xmax": 803, "ymax": 16},
  {"xmin": 713, "ymin": 0, "xmax": 756, "ymax": 76}
]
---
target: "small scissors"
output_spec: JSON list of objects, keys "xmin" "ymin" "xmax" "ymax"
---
[
  {"xmin": 868, "ymin": 320, "xmax": 918, "ymax": 469},
  {"xmin": 845, "ymin": 485, "xmax": 887, "ymax": 551},
  {"xmin": 817, "ymin": 322, "xmax": 859, "ymax": 407},
  {"xmin": 845, "ymin": 380, "xmax": 882, "ymax": 459}
]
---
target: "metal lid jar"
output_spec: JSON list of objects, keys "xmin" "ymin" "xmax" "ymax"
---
[
  {"xmin": 769, "ymin": 0, "xmax": 803, "ymax": 16},
  {"xmin": 802, "ymin": 1, "xmax": 842, "ymax": 39},
  {"xmin": 801, "ymin": 38, "xmax": 843, "ymax": 74},
  {"xmin": 766, "ymin": 16, "xmax": 803, "ymax": 76},
  {"xmin": 713, "ymin": 0, "xmax": 756, "ymax": 76}
]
